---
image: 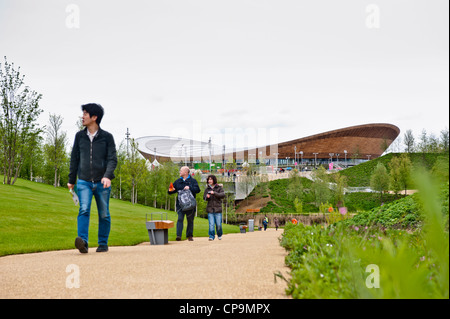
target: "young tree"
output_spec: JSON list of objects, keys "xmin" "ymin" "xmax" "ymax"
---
[
  {"xmin": 123, "ymin": 138, "xmax": 148, "ymax": 204},
  {"xmin": 111, "ymin": 140, "xmax": 127, "ymax": 200},
  {"xmin": 287, "ymin": 169, "xmax": 303, "ymax": 202},
  {"xmin": 0, "ymin": 57, "xmax": 43, "ymax": 185},
  {"xmin": 332, "ymin": 173, "xmax": 347, "ymax": 207},
  {"xmin": 388, "ymin": 156, "xmax": 402, "ymax": 196},
  {"xmin": 44, "ymin": 113, "xmax": 68, "ymax": 187},
  {"xmin": 439, "ymin": 128, "xmax": 449, "ymax": 152},
  {"xmin": 311, "ymin": 166, "xmax": 331, "ymax": 206},
  {"xmin": 160, "ymin": 161, "xmax": 179, "ymax": 210},
  {"xmin": 370, "ymin": 162, "xmax": 390, "ymax": 204},
  {"xmin": 20, "ymin": 131, "xmax": 44, "ymax": 181},
  {"xmin": 427, "ymin": 132, "xmax": 440, "ymax": 153},
  {"xmin": 417, "ymin": 129, "xmax": 429, "ymax": 153},
  {"xmin": 293, "ymin": 197, "xmax": 303, "ymax": 215},
  {"xmin": 398, "ymin": 153, "xmax": 412, "ymax": 195},
  {"xmin": 404, "ymin": 129, "xmax": 415, "ymax": 153}
]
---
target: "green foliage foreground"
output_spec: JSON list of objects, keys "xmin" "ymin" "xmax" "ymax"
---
[
  {"xmin": 0, "ymin": 176, "xmax": 240, "ymax": 257},
  {"xmin": 278, "ymin": 171, "xmax": 449, "ymax": 299}
]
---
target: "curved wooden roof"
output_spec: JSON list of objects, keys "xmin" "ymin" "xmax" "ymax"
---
[
  {"xmin": 257, "ymin": 123, "xmax": 400, "ymax": 160},
  {"xmin": 137, "ymin": 123, "xmax": 400, "ymax": 162}
]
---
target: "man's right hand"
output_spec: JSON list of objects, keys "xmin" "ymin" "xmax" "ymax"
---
[{"xmin": 67, "ymin": 183, "xmax": 74, "ymax": 190}]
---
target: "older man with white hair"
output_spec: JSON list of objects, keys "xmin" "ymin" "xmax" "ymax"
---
[{"xmin": 168, "ymin": 166, "xmax": 201, "ymax": 241}]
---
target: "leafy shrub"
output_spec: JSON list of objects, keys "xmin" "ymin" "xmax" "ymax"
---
[
  {"xmin": 279, "ymin": 223, "xmax": 363, "ymax": 298},
  {"xmin": 342, "ymin": 194, "xmax": 421, "ymax": 229},
  {"xmin": 280, "ymin": 219, "xmax": 448, "ymax": 298}
]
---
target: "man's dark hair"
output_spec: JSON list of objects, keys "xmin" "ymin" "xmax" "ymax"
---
[
  {"xmin": 207, "ymin": 174, "xmax": 217, "ymax": 185},
  {"xmin": 82, "ymin": 103, "xmax": 104, "ymax": 125}
]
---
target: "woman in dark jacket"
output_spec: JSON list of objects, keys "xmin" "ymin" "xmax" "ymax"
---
[{"xmin": 203, "ymin": 175, "xmax": 225, "ymax": 241}]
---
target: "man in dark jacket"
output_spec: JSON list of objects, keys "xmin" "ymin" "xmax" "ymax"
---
[
  {"xmin": 68, "ymin": 103, "xmax": 117, "ymax": 253},
  {"xmin": 168, "ymin": 166, "xmax": 200, "ymax": 241}
]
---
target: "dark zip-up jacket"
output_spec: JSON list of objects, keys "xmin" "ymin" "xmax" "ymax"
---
[
  {"xmin": 168, "ymin": 175, "xmax": 201, "ymax": 211},
  {"xmin": 68, "ymin": 127, "xmax": 117, "ymax": 184},
  {"xmin": 203, "ymin": 183, "xmax": 225, "ymax": 213}
]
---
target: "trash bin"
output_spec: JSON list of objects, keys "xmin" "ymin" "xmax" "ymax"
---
[
  {"xmin": 146, "ymin": 212, "xmax": 174, "ymax": 245},
  {"xmin": 239, "ymin": 222, "xmax": 247, "ymax": 233},
  {"xmin": 248, "ymin": 219, "xmax": 254, "ymax": 232}
]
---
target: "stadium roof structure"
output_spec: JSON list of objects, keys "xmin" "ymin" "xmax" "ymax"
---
[
  {"xmin": 136, "ymin": 123, "xmax": 400, "ymax": 164},
  {"xmin": 135, "ymin": 136, "xmax": 224, "ymax": 162}
]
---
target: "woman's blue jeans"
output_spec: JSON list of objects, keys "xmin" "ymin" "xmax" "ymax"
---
[
  {"xmin": 76, "ymin": 179, "xmax": 111, "ymax": 246},
  {"xmin": 208, "ymin": 212, "xmax": 223, "ymax": 239}
]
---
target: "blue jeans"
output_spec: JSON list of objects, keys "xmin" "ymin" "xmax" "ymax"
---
[
  {"xmin": 76, "ymin": 179, "xmax": 111, "ymax": 246},
  {"xmin": 208, "ymin": 213, "xmax": 223, "ymax": 239}
]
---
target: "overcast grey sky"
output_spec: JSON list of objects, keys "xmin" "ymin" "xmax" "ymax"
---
[{"xmin": 0, "ymin": 0, "xmax": 448, "ymax": 151}]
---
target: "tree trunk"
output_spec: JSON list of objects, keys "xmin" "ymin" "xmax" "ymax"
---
[{"xmin": 54, "ymin": 166, "xmax": 58, "ymax": 187}]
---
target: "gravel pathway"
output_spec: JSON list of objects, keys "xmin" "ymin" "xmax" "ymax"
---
[{"xmin": 0, "ymin": 228, "xmax": 290, "ymax": 299}]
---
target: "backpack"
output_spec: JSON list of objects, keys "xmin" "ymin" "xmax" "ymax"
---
[{"xmin": 178, "ymin": 189, "xmax": 197, "ymax": 211}]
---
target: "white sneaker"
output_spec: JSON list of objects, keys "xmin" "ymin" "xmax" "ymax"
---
[
  {"xmin": 218, "ymin": 236, "xmax": 222, "ymax": 240},
  {"xmin": 209, "ymin": 238, "xmax": 214, "ymax": 241}
]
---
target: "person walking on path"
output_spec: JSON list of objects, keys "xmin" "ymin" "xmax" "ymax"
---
[
  {"xmin": 168, "ymin": 166, "xmax": 200, "ymax": 241},
  {"xmin": 263, "ymin": 215, "xmax": 269, "ymax": 231},
  {"xmin": 68, "ymin": 103, "xmax": 117, "ymax": 253},
  {"xmin": 274, "ymin": 217, "xmax": 279, "ymax": 231},
  {"xmin": 203, "ymin": 175, "xmax": 225, "ymax": 241}
]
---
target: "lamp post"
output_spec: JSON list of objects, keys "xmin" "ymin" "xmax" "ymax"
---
[
  {"xmin": 208, "ymin": 137, "xmax": 212, "ymax": 172},
  {"xmin": 294, "ymin": 146, "xmax": 297, "ymax": 166},
  {"xmin": 125, "ymin": 128, "xmax": 130, "ymax": 156},
  {"xmin": 344, "ymin": 150, "xmax": 347, "ymax": 168},
  {"xmin": 329, "ymin": 153, "xmax": 334, "ymax": 163},
  {"xmin": 313, "ymin": 153, "xmax": 318, "ymax": 169},
  {"xmin": 223, "ymin": 145, "xmax": 225, "ymax": 171}
]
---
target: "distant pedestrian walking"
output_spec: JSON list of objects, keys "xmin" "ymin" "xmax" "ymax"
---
[
  {"xmin": 203, "ymin": 175, "xmax": 225, "ymax": 241},
  {"xmin": 263, "ymin": 215, "xmax": 268, "ymax": 231},
  {"xmin": 274, "ymin": 217, "xmax": 279, "ymax": 231}
]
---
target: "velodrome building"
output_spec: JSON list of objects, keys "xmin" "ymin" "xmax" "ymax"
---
[{"xmin": 136, "ymin": 123, "xmax": 400, "ymax": 169}]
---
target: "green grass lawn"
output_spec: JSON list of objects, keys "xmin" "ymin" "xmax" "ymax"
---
[{"xmin": 0, "ymin": 177, "xmax": 240, "ymax": 256}]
